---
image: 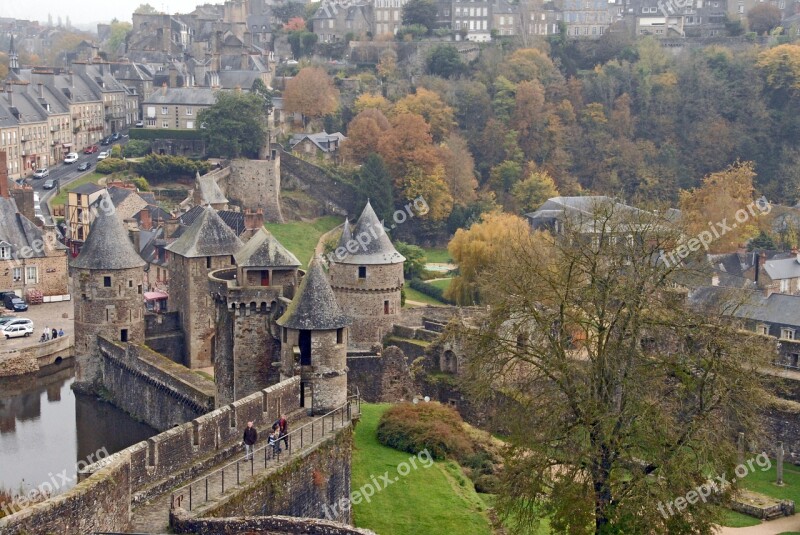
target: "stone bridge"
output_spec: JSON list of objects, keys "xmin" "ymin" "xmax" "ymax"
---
[{"xmin": 0, "ymin": 376, "xmax": 364, "ymax": 535}]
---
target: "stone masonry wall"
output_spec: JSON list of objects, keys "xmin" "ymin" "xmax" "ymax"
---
[
  {"xmin": 98, "ymin": 337, "xmax": 216, "ymax": 431},
  {"xmin": 280, "ymin": 151, "xmax": 360, "ymax": 217},
  {"xmin": 197, "ymin": 426, "xmax": 353, "ymax": 523},
  {"xmin": 0, "ymin": 335, "xmax": 73, "ymax": 377},
  {"xmin": 145, "ymin": 311, "xmax": 186, "ymax": 364},
  {"xmin": 226, "ymin": 157, "xmax": 284, "ymax": 223},
  {"xmin": 171, "ymin": 513, "xmax": 377, "ymax": 535},
  {"xmin": 346, "ymin": 346, "xmax": 414, "ymax": 403},
  {"xmin": 0, "ymin": 253, "xmax": 69, "ymax": 297}
]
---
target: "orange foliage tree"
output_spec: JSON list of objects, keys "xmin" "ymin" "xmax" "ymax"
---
[{"xmin": 283, "ymin": 67, "xmax": 340, "ymax": 127}]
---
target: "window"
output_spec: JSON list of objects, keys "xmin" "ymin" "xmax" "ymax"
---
[
  {"xmin": 26, "ymin": 266, "xmax": 37, "ymax": 283},
  {"xmin": 384, "ymin": 300, "xmax": 390, "ymax": 314},
  {"xmin": 128, "ymin": 280, "xmax": 133, "ymax": 287},
  {"xmin": 104, "ymin": 276, "xmax": 111, "ymax": 287},
  {"xmin": 358, "ymin": 266, "xmax": 366, "ymax": 279},
  {"xmin": 782, "ymin": 328, "xmax": 795, "ymax": 340},
  {"xmin": 337, "ymin": 328, "xmax": 343, "ymax": 344},
  {"xmin": 0, "ymin": 246, "xmax": 9, "ymax": 259},
  {"xmin": 121, "ymin": 329, "xmax": 128, "ymax": 342},
  {"xmin": 186, "ymin": 120, "xmax": 194, "ymax": 129},
  {"xmin": 186, "ymin": 106, "xmax": 193, "ymax": 115},
  {"xmin": 757, "ymin": 324, "xmax": 769, "ymax": 336},
  {"xmin": 781, "ymin": 279, "xmax": 790, "ymax": 293},
  {"xmin": 206, "ymin": 256, "xmax": 212, "ymax": 269},
  {"xmin": 12, "ymin": 267, "xmax": 22, "ymax": 281},
  {"xmin": 161, "ymin": 106, "xmax": 168, "ymax": 115}
]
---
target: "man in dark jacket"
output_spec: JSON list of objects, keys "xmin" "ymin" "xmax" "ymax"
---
[
  {"xmin": 243, "ymin": 421, "xmax": 257, "ymax": 461},
  {"xmin": 272, "ymin": 414, "xmax": 288, "ymax": 449}
]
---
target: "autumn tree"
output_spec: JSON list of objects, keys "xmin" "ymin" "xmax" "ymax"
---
[
  {"xmin": 747, "ymin": 3, "xmax": 783, "ymax": 34},
  {"xmin": 284, "ymin": 17, "xmax": 307, "ymax": 31},
  {"xmin": 341, "ymin": 110, "xmax": 390, "ymax": 164},
  {"xmin": 353, "ymin": 93, "xmax": 392, "ymax": 115},
  {"xmin": 394, "ymin": 88, "xmax": 455, "ymax": 142},
  {"xmin": 511, "ymin": 165, "xmax": 559, "ymax": 213},
  {"xmin": 377, "ymin": 113, "xmax": 441, "ymax": 189},
  {"xmin": 679, "ymin": 161, "xmax": 763, "ymax": 253},
  {"xmin": 462, "ymin": 203, "xmax": 770, "ymax": 533},
  {"xmin": 401, "ymin": 164, "xmax": 453, "ymax": 221},
  {"xmin": 197, "ymin": 91, "xmax": 267, "ymax": 158},
  {"xmin": 283, "ymin": 67, "xmax": 340, "ymax": 127},
  {"xmin": 445, "ymin": 212, "xmax": 532, "ymax": 305},
  {"xmin": 438, "ymin": 133, "xmax": 478, "ymax": 206}
]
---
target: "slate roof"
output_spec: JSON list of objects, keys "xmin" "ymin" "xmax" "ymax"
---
[
  {"xmin": 108, "ymin": 185, "xmax": 136, "ymax": 206},
  {"xmin": 0, "ymin": 197, "xmax": 64, "ymax": 259},
  {"xmin": 763, "ymin": 255, "xmax": 800, "ymax": 281},
  {"xmin": 70, "ymin": 194, "xmax": 146, "ymax": 270},
  {"xmin": 525, "ymin": 196, "xmax": 655, "ymax": 234},
  {"xmin": 334, "ymin": 201, "xmax": 404, "ymax": 265},
  {"xmin": 289, "ymin": 131, "xmax": 346, "ymax": 153},
  {"xmin": 337, "ymin": 218, "xmax": 352, "ymax": 249},
  {"xmin": 690, "ymin": 286, "xmax": 800, "ymax": 329},
  {"xmin": 277, "ymin": 259, "xmax": 350, "ymax": 330},
  {"xmin": 143, "ymin": 86, "xmax": 217, "ymax": 106},
  {"xmin": 234, "ymin": 227, "xmax": 300, "ymax": 268},
  {"xmin": 166, "ymin": 205, "xmax": 243, "ymax": 258},
  {"xmin": 71, "ymin": 183, "xmax": 105, "ymax": 196},
  {"xmin": 197, "ymin": 172, "xmax": 228, "ymax": 205}
]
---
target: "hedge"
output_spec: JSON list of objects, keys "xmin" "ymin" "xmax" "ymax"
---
[
  {"xmin": 409, "ymin": 278, "xmax": 454, "ymax": 304},
  {"xmin": 129, "ymin": 128, "xmax": 202, "ymax": 141}
]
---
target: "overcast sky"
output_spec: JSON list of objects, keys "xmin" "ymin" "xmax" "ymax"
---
[{"xmin": 1, "ymin": 1, "xmax": 217, "ymax": 29}]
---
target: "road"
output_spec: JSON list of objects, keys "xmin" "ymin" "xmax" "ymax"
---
[{"xmin": 24, "ymin": 133, "xmax": 129, "ymax": 223}]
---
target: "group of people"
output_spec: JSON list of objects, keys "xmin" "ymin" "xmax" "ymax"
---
[
  {"xmin": 242, "ymin": 414, "xmax": 289, "ymax": 461},
  {"xmin": 40, "ymin": 326, "xmax": 64, "ymax": 343}
]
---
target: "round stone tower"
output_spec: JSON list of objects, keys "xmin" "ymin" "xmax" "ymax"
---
[
  {"xmin": 277, "ymin": 259, "xmax": 350, "ymax": 414},
  {"xmin": 328, "ymin": 201, "xmax": 405, "ymax": 348},
  {"xmin": 70, "ymin": 194, "xmax": 146, "ymax": 391}
]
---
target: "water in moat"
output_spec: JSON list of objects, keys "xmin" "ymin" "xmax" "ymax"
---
[{"xmin": 0, "ymin": 360, "xmax": 157, "ymax": 496}]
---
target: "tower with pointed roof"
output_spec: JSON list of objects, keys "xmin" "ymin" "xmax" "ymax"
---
[
  {"xmin": 277, "ymin": 259, "xmax": 350, "ymax": 414},
  {"xmin": 8, "ymin": 35, "xmax": 19, "ymax": 74},
  {"xmin": 70, "ymin": 195, "xmax": 146, "ymax": 390},
  {"xmin": 328, "ymin": 201, "xmax": 405, "ymax": 347},
  {"xmin": 210, "ymin": 227, "xmax": 301, "ymax": 405},
  {"xmin": 166, "ymin": 205, "xmax": 244, "ymax": 369}
]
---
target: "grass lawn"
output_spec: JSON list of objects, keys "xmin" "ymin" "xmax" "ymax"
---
[
  {"xmin": 352, "ymin": 403, "xmax": 493, "ymax": 535},
  {"xmin": 49, "ymin": 172, "xmax": 104, "ymax": 208},
  {"xmin": 716, "ymin": 506, "xmax": 761, "ymax": 528},
  {"xmin": 403, "ymin": 286, "xmax": 445, "ymax": 306},
  {"xmin": 423, "ymin": 247, "xmax": 451, "ymax": 264},
  {"xmin": 427, "ymin": 278, "xmax": 452, "ymax": 294},
  {"xmin": 264, "ymin": 216, "xmax": 341, "ymax": 267},
  {"xmin": 739, "ymin": 458, "xmax": 800, "ymax": 504}
]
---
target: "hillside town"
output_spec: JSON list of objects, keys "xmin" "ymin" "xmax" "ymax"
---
[{"xmin": 3, "ymin": 0, "xmax": 800, "ymax": 534}]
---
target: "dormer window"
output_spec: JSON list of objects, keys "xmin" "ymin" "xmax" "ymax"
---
[
  {"xmin": 782, "ymin": 328, "xmax": 795, "ymax": 340},
  {"xmin": 0, "ymin": 244, "xmax": 10, "ymax": 260}
]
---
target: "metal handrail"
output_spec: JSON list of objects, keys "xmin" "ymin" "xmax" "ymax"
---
[{"xmin": 170, "ymin": 395, "xmax": 360, "ymax": 512}]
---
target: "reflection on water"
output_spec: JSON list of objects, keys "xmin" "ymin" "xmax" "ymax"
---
[{"xmin": 0, "ymin": 362, "xmax": 156, "ymax": 495}]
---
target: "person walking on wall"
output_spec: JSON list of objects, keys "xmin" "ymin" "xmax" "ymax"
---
[
  {"xmin": 242, "ymin": 421, "xmax": 257, "ymax": 462},
  {"xmin": 272, "ymin": 414, "xmax": 288, "ymax": 450}
]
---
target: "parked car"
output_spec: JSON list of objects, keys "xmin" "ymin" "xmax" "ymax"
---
[
  {"xmin": 33, "ymin": 191, "xmax": 39, "ymax": 203},
  {"xmin": 97, "ymin": 151, "xmax": 110, "ymax": 160},
  {"xmin": 135, "ymin": 120, "xmax": 144, "ymax": 128},
  {"xmin": 84, "ymin": 145, "xmax": 98, "ymax": 154},
  {"xmin": 0, "ymin": 316, "xmax": 17, "ymax": 327},
  {"xmin": 77, "ymin": 161, "xmax": 91, "ymax": 171},
  {"xmin": 110, "ymin": 132, "xmax": 121, "ymax": 141},
  {"xmin": 100, "ymin": 137, "xmax": 111, "ymax": 146},
  {"xmin": 32, "ymin": 167, "xmax": 49, "ymax": 179},
  {"xmin": 3, "ymin": 295, "xmax": 28, "ymax": 311},
  {"xmin": 64, "ymin": 152, "xmax": 79, "ymax": 164},
  {"xmin": 43, "ymin": 179, "xmax": 57, "ymax": 190},
  {"xmin": 2, "ymin": 324, "xmax": 32, "ymax": 339}
]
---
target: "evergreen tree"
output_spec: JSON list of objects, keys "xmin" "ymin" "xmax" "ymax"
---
[{"xmin": 357, "ymin": 154, "xmax": 394, "ymax": 223}]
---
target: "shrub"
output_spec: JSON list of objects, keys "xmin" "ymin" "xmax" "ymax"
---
[
  {"xmin": 377, "ymin": 401, "xmax": 474, "ymax": 460},
  {"xmin": 96, "ymin": 157, "xmax": 129, "ymax": 174},
  {"xmin": 123, "ymin": 139, "xmax": 151, "ymax": 158},
  {"xmin": 133, "ymin": 153, "xmax": 211, "ymax": 183},
  {"xmin": 409, "ymin": 278, "xmax": 454, "ymax": 304}
]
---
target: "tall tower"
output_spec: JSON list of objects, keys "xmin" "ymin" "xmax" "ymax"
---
[
  {"xmin": 210, "ymin": 227, "xmax": 301, "ymax": 406},
  {"xmin": 8, "ymin": 35, "xmax": 19, "ymax": 74},
  {"xmin": 71, "ymin": 195, "xmax": 146, "ymax": 391},
  {"xmin": 328, "ymin": 201, "xmax": 405, "ymax": 348},
  {"xmin": 277, "ymin": 259, "xmax": 350, "ymax": 414},
  {"xmin": 166, "ymin": 206, "xmax": 244, "ymax": 369}
]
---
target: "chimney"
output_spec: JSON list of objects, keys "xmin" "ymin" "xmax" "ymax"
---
[
  {"xmin": 140, "ymin": 207, "xmax": 152, "ymax": 231},
  {"xmin": 0, "ymin": 151, "xmax": 8, "ymax": 199},
  {"xmin": 6, "ymin": 82, "xmax": 12, "ymax": 106},
  {"xmin": 162, "ymin": 82, "xmax": 167, "ymax": 96},
  {"xmin": 244, "ymin": 209, "xmax": 263, "ymax": 230},
  {"xmin": 241, "ymin": 51, "xmax": 248, "ymax": 70},
  {"xmin": 129, "ymin": 228, "xmax": 141, "ymax": 253},
  {"xmin": 37, "ymin": 83, "xmax": 44, "ymax": 98}
]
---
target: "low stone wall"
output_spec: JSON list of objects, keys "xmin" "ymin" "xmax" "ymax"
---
[
  {"xmin": 99, "ymin": 337, "xmax": 216, "ymax": 430},
  {"xmin": 171, "ymin": 512, "xmax": 377, "ymax": 535},
  {"xmin": 347, "ymin": 346, "xmax": 414, "ymax": 403},
  {"xmin": 194, "ymin": 426, "xmax": 353, "ymax": 523},
  {"xmin": 0, "ymin": 335, "xmax": 73, "ymax": 377},
  {"xmin": 145, "ymin": 311, "xmax": 183, "ymax": 334},
  {"xmin": 730, "ymin": 497, "xmax": 794, "ymax": 520},
  {"xmin": 0, "ymin": 450, "xmax": 132, "ymax": 534}
]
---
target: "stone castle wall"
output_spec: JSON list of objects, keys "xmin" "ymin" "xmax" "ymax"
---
[
  {"xmin": 144, "ymin": 311, "xmax": 186, "ymax": 363},
  {"xmin": 347, "ymin": 346, "xmax": 414, "ymax": 403},
  {"xmin": 98, "ymin": 337, "xmax": 216, "ymax": 431},
  {"xmin": 171, "ymin": 513, "xmax": 377, "ymax": 535},
  {"xmin": 226, "ymin": 156, "xmax": 284, "ymax": 223},
  {"xmin": 329, "ymin": 263, "xmax": 403, "ymax": 347},
  {"xmin": 281, "ymin": 328, "xmax": 348, "ymax": 414},
  {"xmin": 0, "ymin": 377, "xmax": 302, "ymax": 534},
  {"xmin": 280, "ymin": 151, "xmax": 360, "ymax": 217},
  {"xmin": 73, "ymin": 265, "xmax": 145, "ymax": 387}
]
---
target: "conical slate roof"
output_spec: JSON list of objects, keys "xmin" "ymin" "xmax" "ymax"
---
[
  {"xmin": 166, "ymin": 205, "xmax": 243, "ymax": 258},
  {"xmin": 335, "ymin": 201, "xmax": 405, "ymax": 265},
  {"xmin": 277, "ymin": 259, "xmax": 350, "ymax": 330},
  {"xmin": 337, "ymin": 218, "xmax": 352, "ymax": 249},
  {"xmin": 71, "ymin": 194, "xmax": 146, "ymax": 270},
  {"xmin": 234, "ymin": 227, "xmax": 301, "ymax": 268},
  {"xmin": 197, "ymin": 172, "xmax": 228, "ymax": 205}
]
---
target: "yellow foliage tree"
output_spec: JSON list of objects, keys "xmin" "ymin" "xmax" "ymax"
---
[
  {"xmin": 679, "ymin": 161, "xmax": 763, "ymax": 253},
  {"xmin": 393, "ymin": 88, "xmax": 455, "ymax": 142},
  {"xmin": 445, "ymin": 212, "xmax": 533, "ymax": 305},
  {"xmin": 756, "ymin": 44, "xmax": 800, "ymax": 94},
  {"xmin": 354, "ymin": 92, "xmax": 392, "ymax": 115},
  {"xmin": 511, "ymin": 166, "xmax": 559, "ymax": 214},
  {"xmin": 402, "ymin": 164, "xmax": 453, "ymax": 221},
  {"xmin": 283, "ymin": 67, "xmax": 340, "ymax": 127}
]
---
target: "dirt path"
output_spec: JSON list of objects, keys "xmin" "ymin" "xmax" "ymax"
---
[{"xmin": 716, "ymin": 515, "xmax": 800, "ymax": 534}]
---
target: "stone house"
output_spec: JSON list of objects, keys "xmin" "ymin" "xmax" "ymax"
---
[
  {"xmin": 289, "ymin": 131, "xmax": 346, "ymax": 160},
  {"xmin": 452, "ymin": 0, "xmax": 494, "ymax": 41},
  {"xmin": 312, "ymin": 1, "xmax": 373, "ymax": 43},
  {"xmin": 142, "ymin": 86, "xmax": 216, "ymax": 130},
  {"xmin": 373, "ymin": 0, "xmax": 408, "ymax": 36}
]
